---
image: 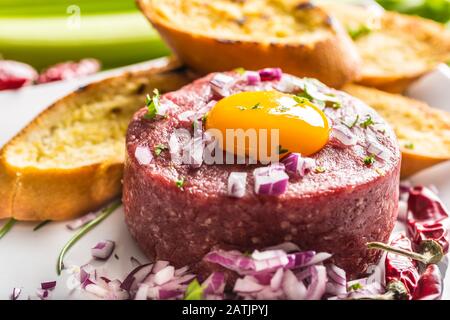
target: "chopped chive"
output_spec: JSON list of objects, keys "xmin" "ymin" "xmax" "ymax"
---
[
  {"xmin": 404, "ymin": 142, "xmax": 415, "ymax": 150},
  {"xmin": 360, "ymin": 115, "xmax": 375, "ymax": 129},
  {"xmin": 251, "ymin": 102, "xmax": 262, "ymax": 110},
  {"xmin": 154, "ymin": 144, "xmax": 168, "ymax": 156},
  {"xmin": 144, "ymin": 89, "xmax": 160, "ymax": 120},
  {"xmin": 348, "ymin": 24, "xmax": 372, "ymax": 40},
  {"xmin": 0, "ymin": 218, "xmax": 16, "ymax": 240},
  {"xmin": 364, "ymin": 154, "xmax": 376, "ymax": 166},
  {"xmin": 184, "ymin": 279, "xmax": 203, "ymax": 300},
  {"xmin": 314, "ymin": 166, "xmax": 326, "ymax": 173},
  {"xmin": 56, "ymin": 199, "xmax": 121, "ymax": 275},
  {"xmin": 33, "ymin": 220, "xmax": 51, "ymax": 231},
  {"xmin": 277, "ymin": 145, "xmax": 289, "ymax": 154},
  {"xmin": 234, "ymin": 67, "xmax": 246, "ymax": 75},
  {"xmin": 176, "ymin": 178, "xmax": 185, "ymax": 189},
  {"xmin": 348, "ymin": 282, "xmax": 363, "ymax": 291}
]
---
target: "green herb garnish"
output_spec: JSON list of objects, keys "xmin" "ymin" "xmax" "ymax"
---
[
  {"xmin": 360, "ymin": 115, "xmax": 375, "ymax": 129},
  {"xmin": 278, "ymin": 145, "xmax": 289, "ymax": 154},
  {"xmin": 404, "ymin": 142, "xmax": 415, "ymax": 150},
  {"xmin": 56, "ymin": 199, "xmax": 121, "ymax": 275},
  {"xmin": 348, "ymin": 24, "xmax": 372, "ymax": 40},
  {"xmin": 33, "ymin": 220, "xmax": 51, "ymax": 231},
  {"xmin": 342, "ymin": 114, "xmax": 360, "ymax": 129},
  {"xmin": 314, "ymin": 166, "xmax": 326, "ymax": 173},
  {"xmin": 144, "ymin": 89, "xmax": 160, "ymax": 120},
  {"xmin": 184, "ymin": 279, "xmax": 204, "ymax": 300},
  {"xmin": 293, "ymin": 95, "xmax": 310, "ymax": 105},
  {"xmin": 202, "ymin": 113, "xmax": 208, "ymax": 123},
  {"xmin": 237, "ymin": 106, "xmax": 247, "ymax": 111},
  {"xmin": 330, "ymin": 101, "xmax": 342, "ymax": 109},
  {"xmin": 363, "ymin": 154, "xmax": 376, "ymax": 166},
  {"xmin": 154, "ymin": 144, "xmax": 168, "ymax": 156},
  {"xmin": 0, "ymin": 218, "xmax": 16, "ymax": 240},
  {"xmin": 234, "ymin": 67, "xmax": 246, "ymax": 75},
  {"xmin": 348, "ymin": 282, "xmax": 363, "ymax": 291},
  {"xmin": 176, "ymin": 178, "xmax": 185, "ymax": 189},
  {"xmin": 251, "ymin": 102, "xmax": 262, "ymax": 110}
]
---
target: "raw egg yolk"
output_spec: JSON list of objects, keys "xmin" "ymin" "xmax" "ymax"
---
[{"xmin": 205, "ymin": 91, "xmax": 329, "ymax": 159}]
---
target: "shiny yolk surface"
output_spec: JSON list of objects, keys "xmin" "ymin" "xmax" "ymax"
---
[{"xmin": 205, "ymin": 91, "xmax": 330, "ymax": 159}]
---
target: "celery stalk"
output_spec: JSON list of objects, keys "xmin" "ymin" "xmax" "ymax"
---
[{"xmin": 0, "ymin": 12, "xmax": 169, "ymax": 70}]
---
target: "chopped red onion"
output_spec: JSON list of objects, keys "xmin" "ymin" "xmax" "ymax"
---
[
  {"xmin": 134, "ymin": 284, "xmax": 149, "ymax": 300},
  {"xmin": 66, "ymin": 212, "xmax": 96, "ymax": 230},
  {"xmin": 202, "ymin": 272, "xmax": 225, "ymax": 296},
  {"xmin": 281, "ymin": 153, "xmax": 315, "ymax": 177},
  {"xmin": 85, "ymin": 283, "xmax": 109, "ymax": 298},
  {"xmin": 41, "ymin": 281, "xmax": 56, "ymax": 291},
  {"xmin": 91, "ymin": 240, "xmax": 115, "ymax": 260},
  {"xmin": 182, "ymin": 134, "xmax": 204, "ymax": 168},
  {"xmin": 134, "ymin": 145, "xmax": 153, "ymax": 165},
  {"xmin": 305, "ymin": 265, "xmax": 327, "ymax": 300},
  {"xmin": 177, "ymin": 110, "xmax": 197, "ymax": 123},
  {"xmin": 273, "ymin": 75, "xmax": 305, "ymax": 93},
  {"xmin": 326, "ymin": 264, "xmax": 347, "ymax": 296},
  {"xmin": 228, "ymin": 172, "xmax": 247, "ymax": 198},
  {"xmin": 10, "ymin": 287, "xmax": 21, "ymax": 300},
  {"xmin": 234, "ymin": 276, "xmax": 264, "ymax": 293},
  {"xmin": 258, "ymin": 68, "xmax": 283, "ymax": 81},
  {"xmin": 367, "ymin": 138, "xmax": 389, "ymax": 161},
  {"xmin": 154, "ymin": 266, "xmax": 175, "ymax": 286},
  {"xmin": 254, "ymin": 163, "xmax": 289, "ymax": 196},
  {"xmin": 270, "ymin": 268, "xmax": 284, "ymax": 290},
  {"xmin": 330, "ymin": 125, "xmax": 357, "ymax": 147},
  {"xmin": 210, "ymin": 73, "xmax": 234, "ymax": 97},
  {"xmin": 282, "ymin": 269, "xmax": 307, "ymax": 300},
  {"xmin": 36, "ymin": 289, "xmax": 49, "ymax": 300},
  {"xmin": 152, "ymin": 260, "xmax": 170, "ymax": 273},
  {"xmin": 120, "ymin": 263, "xmax": 154, "ymax": 293},
  {"xmin": 245, "ymin": 71, "xmax": 261, "ymax": 85}
]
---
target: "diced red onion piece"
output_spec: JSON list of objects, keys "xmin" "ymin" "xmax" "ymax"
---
[
  {"xmin": 36, "ymin": 289, "xmax": 49, "ymax": 300},
  {"xmin": 66, "ymin": 212, "xmax": 96, "ymax": 230},
  {"xmin": 134, "ymin": 284, "xmax": 149, "ymax": 300},
  {"xmin": 37, "ymin": 58, "xmax": 100, "ymax": 84},
  {"xmin": 228, "ymin": 172, "xmax": 247, "ymax": 198},
  {"xmin": 331, "ymin": 125, "xmax": 357, "ymax": 147},
  {"xmin": 281, "ymin": 153, "xmax": 315, "ymax": 177},
  {"xmin": 270, "ymin": 268, "xmax": 284, "ymax": 290},
  {"xmin": 182, "ymin": 135, "xmax": 204, "ymax": 168},
  {"xmin": 367, "ymin": 139, "xmax": 389, "ymax": 160},
  {"xmin": 152, "ymin": 260, "xmax": 170, "ymax": 273},
  {"xmin": 254, "ymin": 163, "xmax": 289, "ymax": 196},
  {"xmin": 135, "ymin": 145, "xmax": 153, "ymax": 165},
  {"xmin": 303, "ymin": 252, "xmax": 333, "ymax": 267},
  {"xmin": 10, "ymin": 287, "xmax": 21, "ymax": 300},
  {"xmin": 305, "ymin": 265, "xmax": 327, "ymax": 300},
  {"xmin": 41, "ymin": 281, "xmax": 56, "ymax": 290},
  {"xmin": 202, "ymin": 272, "xmax": 226, "ymax": 296},
  {"xmin": 0, "ymin": 60, "xmax": 38, "ymax": 90},
  {"xmin": 85, "ymin": 283, "xmax": 109, "ymax": 298},
  {"xmin": 258, "ymin": 68, "xmax": 283, "ymax": 81},
  {"xmin": 326, "ymin": 264, "xmax": 347, "ymax": 296},
  {"xmin": 282, "ymin": 269, "xmax": 307, "ymax": 300},
  {"xmin": 154, "ymin": 266, "xmax": 175, "ymax": 286},
  {"xmin": 234, "ymin": 276, "xmax": 264, "ymax": 293},
  {"xmin": 120, "ymin": 263, "xmax": 154, "ymax": 293},
  {"xmin": 174, "ymin": 266, "xmax": 189, "ymax": 276},
  {"xmin": 210, "ymin": 73, "xmax": 234, "ymax": 97},
  {"xmin": 177, "ymin": 110, "xmax": 196, "ymax": 123},
  {"xmin": 91, "ymin": 240, "xmax": 115, "ymax": 260},
  {"xmin": 273, "ymin": 75, "xmax": 305, "ymax": 93},
  {"xmin": 245, "ymin": 71, "xmax": 261, "ymax": 85}
]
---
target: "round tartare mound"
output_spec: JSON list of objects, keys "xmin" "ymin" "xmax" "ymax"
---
[{"xmin": 123, "ymin": 69, "xmax": 401, "ymax": 280}]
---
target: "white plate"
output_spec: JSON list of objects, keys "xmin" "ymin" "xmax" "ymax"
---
[{"xmin": 0, "ymin": 60, "xmax": 449, "ymax": 300}]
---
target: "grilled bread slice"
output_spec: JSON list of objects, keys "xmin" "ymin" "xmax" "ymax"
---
[
  {"xmin": 137, "ymin": 0, "xmax": 362, "ymax": 88},
  {"xmin": 320, "ymin": 2, "xmax": 450, "ymax": 93},
  {"xmin": 0, "ymin": 58, "xmax": 193, "ymax": 221},
  {"xmin": 344, "ymin": 84, "xmax": 450, "ymax": 177}
]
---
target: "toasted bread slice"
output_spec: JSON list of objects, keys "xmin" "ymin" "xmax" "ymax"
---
[
  {"xmin": 137, "ymin": 0, "xmax": 362, "ymax": 88},
  {"xmin": 343, "ymin": 84, "xmax": 450, "ymax": 177},
  {"xmin": 320, "ymin": 2, "xmax": 450, "ymax": 93},
  {"xmin": 0, "ymin": 58, "xmax": 193, "ymax": 221}
]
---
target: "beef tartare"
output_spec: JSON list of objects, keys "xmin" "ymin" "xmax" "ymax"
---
[{"xmin": 123, "ymin": 68, "xmax": 401, "ymax": 279}]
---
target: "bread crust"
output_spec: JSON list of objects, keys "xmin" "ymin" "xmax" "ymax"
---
[
  {"xmin": 0, "ymin": 58, "xmax": 193, "ymax": 221},
  {"xmin": 343, "ymin": 84, "xmax": 450, "ymax": 177},
  {"xmin": 137, "ymin": 0, "xmax": 362, "ymax": 88}
]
